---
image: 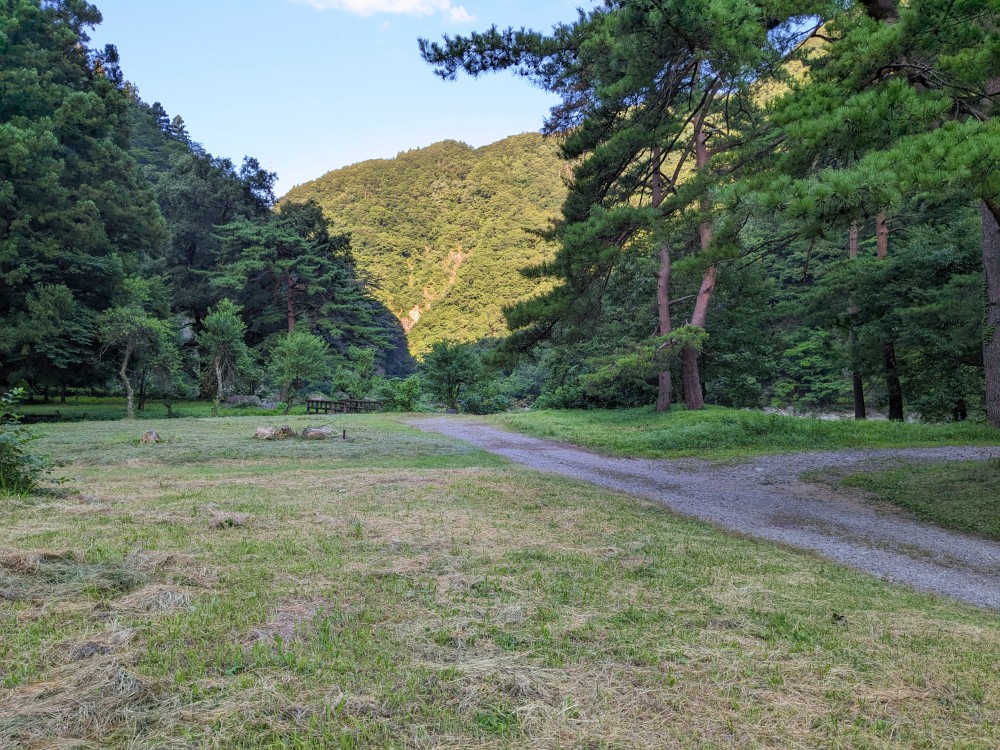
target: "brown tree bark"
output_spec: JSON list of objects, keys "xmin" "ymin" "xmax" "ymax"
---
[
  {"xmin": 875, "ymin": 211, "xmax": 889, "ymax": 260},
  {"xmin": 651, "ymin": 145, "xmax": 672, "ymax": 413},
  {"xmin": 876, "ymin": 212, "xmax": 904, "ymax": 420},
  {"xmin": 681, "ymin": 99, "xmax": 717, "ymax": 411},
  {"xmin": 982, "ymin": 199, "xmax": 1000, "ymax": 428},
  {"xmin": 848, "ymin": 221, "xmax": 867, "ymax": 419},
  {"xmin": 119, "ymin": 343, "xmax": 135, "ymax": 420}
]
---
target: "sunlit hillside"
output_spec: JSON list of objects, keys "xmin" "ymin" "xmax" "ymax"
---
[{"xmin": 285, "ymin": 133, "xmax": 568, "ymax": 357}]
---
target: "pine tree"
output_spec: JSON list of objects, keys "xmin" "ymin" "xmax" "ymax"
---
[
  {"xmin": 0, "ymin": 0, "xmax": 166, "ymax": 392},
  {"xmin": 741, "ymin": 0, "xmax": 999, "ymax": 423},
  {"xmin": 215, "ymin": 200, "xmax": 388, "ymax": 354},
  {"xmin": 420, "ymin": 1, "xmax": 842, "ymax": 410}
]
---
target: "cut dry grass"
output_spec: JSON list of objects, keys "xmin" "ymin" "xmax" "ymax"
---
[{"xmin": 0, "ymin": 415, "xmax": 997, "ymax": 748}]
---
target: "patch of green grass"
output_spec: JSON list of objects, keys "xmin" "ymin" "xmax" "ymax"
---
[
  {"xmin": 29, "ymin": 414, "xmax": 501, "ymax": 470},
  {"xmin": 492, "ymin": 406, "xmax": 1000, "ymax": 459},
  {"xmin": 1, "ymin": 418, "xmax": 999, "ymax": 748},
  {"xmin": 839, "ymin": 460, "xmax": 1000, "ymax": 541},
  {"xmin": 17, "ymin": 397, "xmax": 310, "ymax": 422}
]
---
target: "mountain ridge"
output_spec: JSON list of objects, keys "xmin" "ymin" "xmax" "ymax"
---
[{"xmin": 283, "ymin": 132, "xmax": 568, "ymax": 357}]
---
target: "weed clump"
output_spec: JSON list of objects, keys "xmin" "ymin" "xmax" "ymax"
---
[{"xmin": 0, "ymin": 388, "xmax": 55, "ymax": 496}]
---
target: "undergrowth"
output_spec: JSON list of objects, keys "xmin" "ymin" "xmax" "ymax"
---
[{"xmin": 0, "ymin": 389, "xmax": 54, "ymax": 496}]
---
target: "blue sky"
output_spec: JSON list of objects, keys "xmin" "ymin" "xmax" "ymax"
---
[{"xmin": 90, "ymin": 0, "xmax": 587, "ymax": 194}]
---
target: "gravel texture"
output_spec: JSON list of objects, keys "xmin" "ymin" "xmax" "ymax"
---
[{"xmin": 409, "ymin": 417, "xmax": 1000, "ymax": 610}]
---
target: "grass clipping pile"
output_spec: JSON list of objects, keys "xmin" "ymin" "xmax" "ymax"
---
[{"xmin": 0, "ymin": 549, "xmax": 203, "ymax": 745}]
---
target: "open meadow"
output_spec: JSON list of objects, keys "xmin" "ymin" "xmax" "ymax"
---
[
  {"xmin": 492, "ymin": 408, "xmax": 1000, "ymax": 460},
  {"xmin": 1, "ymin": 415, "xmax": 998, "ymax": 748}
]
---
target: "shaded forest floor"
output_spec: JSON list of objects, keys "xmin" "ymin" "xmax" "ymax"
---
[{"xmin": 1, "ymin": 416, "xmax": 997, "ymax": 748}]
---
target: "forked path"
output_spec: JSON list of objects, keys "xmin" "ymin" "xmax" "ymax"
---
[{"xmin": 409, "ymin": 418, "xmax": 1000, "ymax": 610}]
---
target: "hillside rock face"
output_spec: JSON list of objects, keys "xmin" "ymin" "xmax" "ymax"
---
[{"xmin": 284, "ymin": 133, "xmax": 567, "ymax": 357}]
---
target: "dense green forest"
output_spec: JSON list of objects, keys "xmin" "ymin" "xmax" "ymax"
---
[
  {"xmin": 284, "ymin": 134, "xmax": 566, "ymax": 357},
  {"xmin": 1, "ymin": 0, "xmax": 998, "ymax": 426},
  {"xmin": 419, "ymin": 0, "xmax": 1000, "ymax": 424},
  {"xmin": 0, "ymin": 0, "xmax": 412, "ymax": 415}
]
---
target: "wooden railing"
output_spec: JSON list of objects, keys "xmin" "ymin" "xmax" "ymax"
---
[{"xmin": 306, "ymin": 399, "xmax": 383, "ymax": 414}]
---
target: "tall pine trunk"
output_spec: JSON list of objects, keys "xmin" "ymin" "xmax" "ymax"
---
[
  {"xmin": 876, "ymin": 212, "xmax": 904, "ymax": 420},
  {"xmin": 982, "ymin": 200, "xmax": 1000, "ymax": 428},
  {"xmin": 681, "ymin": 99, "xmax": 717, "ymax": 411},
  {"xmin": 651, "ymin": 145, "xmax": 673, "ymax": 412},
  {"xmin": 656, "ymin": 245, "xmax": 673, "ymax": 412},
  {"xmin": 848, "ymin": 221, "xmax": 867, "ymax": 419},
  {"xmin": 213, "ymin": 358, "xmax": 225, "ymax": 417}
]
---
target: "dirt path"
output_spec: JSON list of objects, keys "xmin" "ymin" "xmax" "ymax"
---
[{"xmin": 409, "ymin": 417, "xmax": 1000, "ymax": 611}]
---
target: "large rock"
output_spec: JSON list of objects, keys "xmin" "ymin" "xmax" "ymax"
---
[
  {"xmin": 255, "ymin": 425, "xmax": 294, "ymax": 440},
  {"xmin": 302, "ymin": 427, "xmax": 334, "ymax": 440}
]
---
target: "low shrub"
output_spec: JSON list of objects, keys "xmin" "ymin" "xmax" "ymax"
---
[{"xmin": 0, "ymin": 388, "xmax": 54, "ymax": 496}]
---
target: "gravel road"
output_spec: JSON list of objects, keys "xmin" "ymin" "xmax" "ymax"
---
[{"xmin": 409, "ymin": 417, "xmax": 1000, "ymax": 610}]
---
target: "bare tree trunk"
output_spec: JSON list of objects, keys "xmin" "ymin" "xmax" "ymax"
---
[
  {"xmin": 651, "ymin": 145, "xmax": 673, "ymax": 413},
  {"xmin": 119, "ymin": 344, "xmax": 134, "ymax": 420},
  {"xmin": 875, "ymin": 212, "xmax": 889, "ymax": 260},
  {"xmin": 848, "ymin": 221, "xmax": 867, "ymax": 419},
  {"xmin": 681, "ymin": 99, "xmax": 718, "ymax": 411},
  {"xmin": 982, "ymin": 200, "xmax": 1000, "ymax": 428},
  {"xmin": 876, "ymin": 212, "xmax": 904, "ymax": 420},
  {"xmin": 137, "ymin": 369, "xmax": 148, "ymax": 411},
  {"xmin": 656, "ymin": 245, "xmax": 672, "ymax": 412},
  {"xmin": 212, "ymin": 358, "xmax": 225, "ymax": 417}
]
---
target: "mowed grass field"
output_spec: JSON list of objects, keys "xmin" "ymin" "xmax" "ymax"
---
[
  {"xmin": 492, "ymin": 407, "xmax": 1000, "ymax": 460},
  {"xmin": 1, "ymin": 416, "xmax": 998, "ymax": 748},
  {"xmin": 831, "ymin": 461, "xmax": 1000, "ymax": 542}
]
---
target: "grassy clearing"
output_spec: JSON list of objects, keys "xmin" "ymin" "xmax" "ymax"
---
[
  {"xmin": 830, "ymin": 460, "xmax": 1000, "ymax": 542},
  {"xmin": 1, "ymin": 416, "xmax": 998, "ymax": 748},
  {"xmin": 491, "ymin": 406, "xmax": 1000, "ymax": 459},
  {"xmin": 16, "ymin": 397, "xmax": 309, "ymax": 422}
]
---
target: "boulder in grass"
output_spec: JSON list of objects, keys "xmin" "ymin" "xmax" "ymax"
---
[
  {"xmin": 302, "ymin": 427, "xmax": 333, "ymax": 440},
  {"xmin": 256, "ymin": 425, "xmax": 294, "ymax": 440},
  {"xmin": 141, "ymin": 430, "xmax": 162, "ymax": 445}
]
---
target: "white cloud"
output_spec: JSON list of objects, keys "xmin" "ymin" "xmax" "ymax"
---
[
  {"xmin": 292, "ymin": 0, "xmax": 475, "ymax": 21},
  {"xmin": 446, "ymin": 5, "xmax": 474, "ymax": 22}
]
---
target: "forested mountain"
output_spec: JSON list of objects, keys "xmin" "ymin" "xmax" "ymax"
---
[
  {"xmin": 1, "ymin": 0, "xmax": 412, "ymax": 411},
  {"xmin": 283, "ymin": 134, "xmax": 567, "ymax": 357}
]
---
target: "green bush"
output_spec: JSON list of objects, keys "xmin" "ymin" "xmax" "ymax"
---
[
  {"xmin": 460, "ymin": 383, "xmax": 511, "ymax": 415},
  {"xmin": 375, "ymin": 375, "xmax": 424, "ymax": 412},
  {"xmin": 0, "ymin": 388, "xmax": 52, "ymax": 496}
]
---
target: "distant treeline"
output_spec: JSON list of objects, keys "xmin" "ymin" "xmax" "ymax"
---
[{"xmin": 0, "ymin": 0, "xmax": 413, "ymax": 409}]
